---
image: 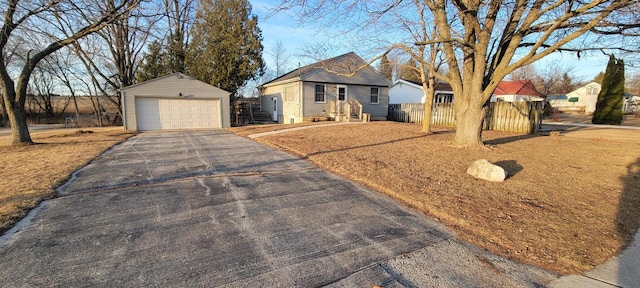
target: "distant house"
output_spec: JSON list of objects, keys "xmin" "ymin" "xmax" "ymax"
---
[
  {"xmin": 546, "ymin": 94, "xmax": 569, "ymax": 107},
  {"xmin": 490, "ymin": 80, "xmax": 544, "ymax": 102},
  {"xmin": 259, "ymin": 52, "xmax": 391, "ymax": 123},
  {"xmin": 554, "ymin": 82, "xmax": 601, "ymax": 114},
  {"xmin": 623, "ymin": 93, "xmax": 640, "ymax": 114},
  {"xmin": 390, "ymin": 79, "xmax": 542, "ymax": 105},
  {"xmin": 549, "ymin": 82, "xmax": 640, "ymax": 114},
  {"xmin": 389, "ymin": 79, "xmax": 453, "ymax": 104}
]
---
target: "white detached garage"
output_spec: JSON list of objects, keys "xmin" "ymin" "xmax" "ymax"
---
[{"xmin": 121, "ymin": 73, "xmax": 231, "ymax": 131}]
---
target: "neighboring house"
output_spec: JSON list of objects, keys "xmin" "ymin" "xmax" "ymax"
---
[
  {"xmin": 551, "ymin": 82, "xmax": 600, "ymax": 114},
  {"xmin": 389, "ymin": 79, "xmax": 453, "ymax": 104},
  {"xmin": 390, "ymin": 79, "xmax": 542, "ymax": 105},
  {"xmin": 490, "ymin": 80, "xmax": 544, "ymax": 102},
  {"xmin": 121, "ymin": 73, "xmax": 231, "ymax": 131},
  {"xmin": 259, "ymin": 52, "xmax": 391, "ymax": 123},
  {"xmin": 623, "ymin": 93, "xmax": 640, "ymax": 114},
  {"xmin": 546, "ymin": 94, "xmax": 568, "ymax": 107},
  {"xmin": 550, "ymin": 82, "xmax": 640, "ymax": 114}
]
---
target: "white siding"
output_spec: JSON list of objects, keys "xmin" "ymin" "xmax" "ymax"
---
[
  {"xmin": 565, "ymin": 82, "xmax": 600, "ymax": 114},
  {"xmin": 282, "ymin": 82, "xmax": 303, "ymax": 123},
  {"xmin": 389, "ymin": 82, "xmax": 424, "ymax": 104},
  {"xmin": 261, "ymin": 85, "xmax": 285, "ymax": 123}
]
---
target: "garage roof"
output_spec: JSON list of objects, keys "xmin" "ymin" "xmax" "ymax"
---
[{"xmin": 121, "ymin": 73, "xmax": 230, "ymax": 96}]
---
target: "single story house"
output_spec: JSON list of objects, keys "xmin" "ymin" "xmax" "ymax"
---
[
  {"xmin": 259, "ymin": 52, "xmax": 391, "ymax": 123},
  {"xmin": 121, "ymin": 73, "xmax": 231, "ymax": 131},
  {"xmin": 490, "ymin": 80, "xmax": 544, "ymax": 102},
  {"xmin": 389, "ymin": 79, "xmax": 453, "ymax": 104}
]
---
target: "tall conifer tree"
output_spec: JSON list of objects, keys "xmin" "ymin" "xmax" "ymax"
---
[
  {"xmin": 378, "ymin": 55, "xmax": 393, "ymax": 81},
  {"xmin": 592, "ymin": 55, "xmax": 625, "ymax": 125},
  {"xmin": 187, "ymin": 0, "xmax": 265, "ymax": 99},
  {"xmin": 136, "ymin": 40, "xmax": 169, "ymax": 82}
]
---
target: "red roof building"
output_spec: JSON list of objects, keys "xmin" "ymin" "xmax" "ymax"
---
[{"xmin": 491, "ymin": 80, "xmax": 544, "ymax": 102}]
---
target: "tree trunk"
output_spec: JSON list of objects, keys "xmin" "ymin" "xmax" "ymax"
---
[
  {"xmin": 71, "ymin": 94, "xmax": 80, "ymax": 127},
  {"xmin": 453, "ymin": 103, "xmax": 486, "ymax": 148},
  {"xmin": 0, "ymin": 96, "xmax": 7, "ymax": 127},
  {"xmin": 5, "ymin": 97, "xmax": 33, "ymax": 144},
  {"xmin": 421, "ymin": 77, "xmax": 435, "ymax": 133},
  {"xmin": 95, "ymin": 96, "xmax": 104, "ymax": 127}
]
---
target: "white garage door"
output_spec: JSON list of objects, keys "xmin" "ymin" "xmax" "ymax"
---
[{"xmin": 135, "ymin": 98, "xmax": 220, "ymax": 130}]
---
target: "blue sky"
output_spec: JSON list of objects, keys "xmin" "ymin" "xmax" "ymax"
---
[
  {"xmin": 251, "ymin": 0, "xmax": 615, "ymax": 83},
  {"xmin": 251, "ymin": 1, "xmax": 326, "ymax": 67}
]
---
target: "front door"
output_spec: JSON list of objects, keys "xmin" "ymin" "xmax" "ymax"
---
[
  {"xmin": 272, "ymin": 97, "xmax": 278, "ymax": 122},
  {"xmin": 336, "ymin": 85, "xmax": 348, "ymax": 117},
  {"xmin": 337, "ymin": 86, "xmax": 347, "ymax": 101}
]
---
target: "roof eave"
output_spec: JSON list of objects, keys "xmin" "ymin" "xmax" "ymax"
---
[{"xmin": 261, "ymin": 77, "xmax": 303, "ymax": 88}]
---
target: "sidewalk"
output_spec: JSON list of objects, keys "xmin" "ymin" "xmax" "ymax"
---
[
  {"xmin": 543, "ymin": 121, "xmax": 640, "ymax": 130},
  {"xmin": 549, "ymin": 231, "xmax": 640, "ymax": 287},
  {"xmin": 247, "ymin": 121, "xmax": 365, "ymax": 139}
]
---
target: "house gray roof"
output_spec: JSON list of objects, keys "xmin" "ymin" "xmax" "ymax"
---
[{"xmin": 262, "ymin": 52, "xmax": 391, "ymax": 87}]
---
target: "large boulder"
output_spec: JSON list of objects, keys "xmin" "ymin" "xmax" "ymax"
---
[{"xmin": 467, "ymin": 159, "xmax": 507, "ymax": 182}]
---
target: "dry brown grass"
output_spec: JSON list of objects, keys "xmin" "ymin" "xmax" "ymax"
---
[
  {"xmin": 0, "ymin": 127, "xmax": 135, "ymax": 234},
  {"xmin": 240, "ymin": 121, "xmax": 640, "ymax": 275}
]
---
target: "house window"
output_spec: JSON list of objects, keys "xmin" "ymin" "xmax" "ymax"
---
[
  {"xmin": 370, "ymin": 87, "xmax": 379, "ymax": 104},
  {"xmin": 315, "ymin": 85, "xmax": 326, "ymax": 103}
]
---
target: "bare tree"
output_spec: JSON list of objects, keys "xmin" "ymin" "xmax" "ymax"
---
[
  {"xmin": 0, "ymin": 0, "xmax": 141, "ymax": 144},
  {"xmin": 27, "ymin": 61, "xmax": 70, "ymax": 120},
  {"xmin": 70, "ymin": 2, "xmax": 161, "ymax": 122},
  {"xmin": 165, "ymin": 0, "xmax": 196, "ymax": 73},
  {"xmin": 269, "ymin": 40, "xmax": 291, "ymax": 77},
  {"xmin": 46, "ymin": 49, "xmax": 87, "ymax": 126},
  {"xmin": 295, "ymin": 42, "xmax": 341, "ymax": 65},
  {"xmin": 238, "ymin": 68, "xmax": 275, "ymax": 99},
  {"xmin": 536, "ymin": 63, "xmax": 576, "ymax": 96},
  {"xmin": 272, "ymin": 0, "xmax": 640, "ymax": 147},
  {"xmin": 508, "ymin": 65, "xmax": 538, "ymax": 81}
]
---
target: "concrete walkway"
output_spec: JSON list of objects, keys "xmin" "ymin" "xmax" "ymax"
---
[
  {"xmin": 248, "ymin": 121, "xmax": 364, "ymax": 139},
  {"xmin": 542, "ymin": 121, "xmax": 640, "ymax": 130},
  {"xmin": 0, "ymin": 130, "xmax": 556, "ymax": 287},
  {"xmin": 549, "ymin": 232, "xmax": 640, "ymax": 288}
]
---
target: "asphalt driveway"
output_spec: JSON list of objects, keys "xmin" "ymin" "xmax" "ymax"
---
[{"xmin": 0, "ymin": 130, "xmax": 556, "ymax": 287}]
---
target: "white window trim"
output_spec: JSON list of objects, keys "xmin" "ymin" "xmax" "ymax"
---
[
  {"xmin": 314, "ymin": 84, "xmax": 327, "ymax": 103},
  {"xmin": 370, "ymin": 87, "xmax": 380, "ymax": 104},
  {"xmin": 336, "ymin": 85, "xmax": 348, "ymax": 102}
]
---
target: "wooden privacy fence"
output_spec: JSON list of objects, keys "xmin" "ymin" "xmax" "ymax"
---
[{"xmin": 388, "ymin": 101, "xmax": 543, "ymax": 134}]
